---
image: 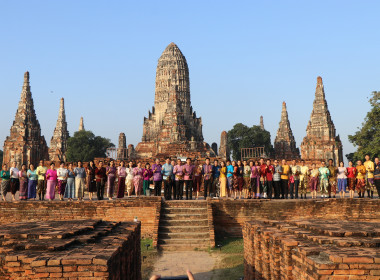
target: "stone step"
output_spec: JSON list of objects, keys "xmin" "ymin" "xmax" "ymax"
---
[
  {"xmin": 157, "ymin": 244, "xmax": 209, "ymax": 251},
  {"xmin": 162, "ymin": 207, "xmax": 207, "ymax": 214},
  {"xmin": 158, "ymin": 232, "xmax": 210, "ymax": 239},
  {"xmin": 160, "ymin": 213, "xmax": 208, "ymax": 220},
  {"xmin": 157, "ymin": 238, "xmax": 209, "ymax": 246},
  {"xmin": 164, "ymin": 202, "xmax": 207, "ymax": 208},
  {"xmin": 159, "ymin": 219, "xmax": 209, "ymax": 227},
  {"xmin": 158, "ymin": 225, "xmax": 209, "ymax": 233}
]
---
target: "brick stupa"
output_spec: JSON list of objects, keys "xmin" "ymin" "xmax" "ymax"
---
[
  {"xmin": 117, "ymin": 132, "xmax": 127, "ymax": 160},
  {"xmin": 136, "ymin": 43, "xmax": 215, "ymax": 159},
  {"xmin": 3, "ymin": 72, "xmax": 49, "ymax": 166},
  {"xmin": 274, "ymin": 101, "xmax": 300, "ymax": 160},
  {"xmin": 49, "ymin": 98, "xmax": 70, "ymax": 161},
  {"xmin": 301, "ymin": 76, "xmax": 343, "ymax": 164}
]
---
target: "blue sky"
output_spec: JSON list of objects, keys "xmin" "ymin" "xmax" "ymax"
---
[{"xmin": 1, "ymin": 1, "xmax": 379, "ymax": 159}]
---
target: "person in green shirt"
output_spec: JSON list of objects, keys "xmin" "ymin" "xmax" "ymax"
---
[
  {"xmin": 319, "ymin": 161, "xmax": 330, "ymax": 198},
  {"xmin": 1, "ymin": 164, "xmax": 10, "ymax": 201},
  {"xmin": 36, "ymin": 160, "xmax": 48, "ymax": 200}
]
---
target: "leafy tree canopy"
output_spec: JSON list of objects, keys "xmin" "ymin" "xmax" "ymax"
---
[
  {"xmin": 347, "ymin": 91, "xmax": 380, "ymax": 162},
  {"xmin": 66, "ymin": 130, "xmax": 114, "ymax": 162},
  {"xmin": 227, "ymin": 123, "xmax": 273, "ymax": 160}
]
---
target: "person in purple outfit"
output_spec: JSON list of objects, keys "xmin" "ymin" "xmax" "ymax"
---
[
  {"xmin": 151, "ymin": 158, "xmax": 163, "ymax": 196},
  {"xmin": 143, "ymin": 163, "xmax": 153, "ymax": 196},
  {"xmin": 202, "ymin": 158, "xmax": 213, "ymax": 198},
  {"xmin": 183, "ymin": 158, "xmax": 194, "ymax": 200},
  {"xmin": 173, "ymin": 159, "xmax": 184, "ymax": 200}
]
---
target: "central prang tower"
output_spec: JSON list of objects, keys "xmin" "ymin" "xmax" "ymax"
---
[{"xmin": 136, "ymin": 42, "xmax": 214, "ymax": 158}]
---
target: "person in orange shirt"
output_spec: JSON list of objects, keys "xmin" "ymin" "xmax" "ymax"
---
[{"xmin": 356, "ymin": 160, "xmax": 366, "ymax": 198}]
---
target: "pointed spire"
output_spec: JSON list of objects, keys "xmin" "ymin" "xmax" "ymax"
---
[
  {"xmin": 49, "ymin": 98, "xmax": 70, "ymax": 161},
  {"xmin": 300, "ymin": 76, "xmax": 343, "ymax": 164},
  {"xmin": 79, "ymin": 117, "xmax": 85, "ymax": 131},
  {"xmin": 3, "ymin": 71, "xmax": 49, "ymax": 166},
  {"xmin": 274, "ymin": 101, "xmax": 300, "ymax": 159},
  {"xmin": 315, "ymin": 76, "xmax": 326, "ymax": 100},
  {"xmin": 260, "ymin": 116, "xmax": 264, "ymax": 130}
]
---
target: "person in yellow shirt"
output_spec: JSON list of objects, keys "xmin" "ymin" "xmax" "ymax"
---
[
  {"xmin": 364, "ymin": 154, "xmax": 375, "ymax": 198},
  {"xmin": 356, "ymin": 160, "xmax": 366, "ymax": 198},
  {"xmin": 281, "ymin": 159, "xmax": 290, "ymax": 199},
  {"xmin": 219, "ymin": 161, "xmax": 227, "ymax": 198},
  {"xmin": 299, "ymin": 160, "xmax": 309, "ymax": 199},
  {"xmin": 36, "ymin": 160, "xmax": 47, "ymax": 200}
]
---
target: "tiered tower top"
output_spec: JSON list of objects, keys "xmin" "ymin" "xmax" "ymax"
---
[{"xmin": 305, "ymin": 76, "xmax": 337, "ymax": 141}]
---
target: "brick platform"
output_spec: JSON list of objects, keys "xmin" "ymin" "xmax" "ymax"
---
[
  {"xmin": 0, "ymin": 197, "xmax": 161, "ymax": 244},
  {"xmin": 0, "ymin": 219, "xmax": 141, "ymax": 280},
  {"xmin": 243, "ymin": 219, "xmax": 380, "ymax": 280},
  {"xmin": 212, "ymin": 198, "xmax": 380, "ymax": 238}
]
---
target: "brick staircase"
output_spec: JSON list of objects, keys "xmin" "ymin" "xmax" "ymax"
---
[{"xmin": 157, "ymin": 200, "xmax": 213, "ymax": 251}]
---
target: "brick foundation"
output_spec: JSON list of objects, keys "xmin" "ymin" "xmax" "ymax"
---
[
  {"xmin": 212, "ymin": 199, "xmax": 380, "ymax": 238},
  {"xmin": 243, "ymin": 219, "xmax": 380, "ymax": 280},
  {"xmin": 0, "ymin": 197, "xmax": 161, "ymax": 242},
  {"xmin": 0, "ymin": 219, "xmax": 141, "ymax": 280}
]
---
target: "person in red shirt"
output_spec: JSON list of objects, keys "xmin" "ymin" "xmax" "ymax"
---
[
  {"xmin": 259, "ymin": 158, "xmax": 267, "ymax": 198},
  {"xmin": 346, "ymin": 160, "xmax": 357, "ymax": 199},
  {"xmin": 266, "ymin": 159, "xmax": 275, "ymax": 199}
]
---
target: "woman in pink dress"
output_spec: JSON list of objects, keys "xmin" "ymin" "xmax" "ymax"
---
[
  {"xmin": 46, "ymin": 162, "xmax": 57, "ymax": 201},
  {"xmin": 133, "ymin": 162, "xmax": 144, "ymax": 196},
  {"xmin": 18, "ymin": 164, "xmax": 28, "ymax": 200}
]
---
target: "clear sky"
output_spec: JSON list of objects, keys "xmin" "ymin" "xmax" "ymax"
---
[{"xmin": 1, "ymin": 1, "xmax": 379, "ymax": 159}]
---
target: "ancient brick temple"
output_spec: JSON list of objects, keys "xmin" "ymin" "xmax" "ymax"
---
[
  {"xmin": 117, "ymin": 132, "xmax": 127, "ymax": 160},
  {"xmin": 301, "ymin": 76, "xmax": 343, "ymax": 164},
  {"xmin": 3, "ymin": 72, "xmax": 49, "ymax": 166},
  {"xmin": 218, "ymin": 131, "xmax": 229, "ymax": 160},
  {"xmin": 136, "ymin": 43, "xmax": 215, "ymax": 159},
  {"xmin": 78, "ymin": 116, "xmax": 85, "ymax": 131},
  {"xmin": 274, "ymin": 101, "xmax": 300, "ymax": 159},
  {"xmin": 260, "ymin": 116, "xmax": 264, "ymax": 130},
  {"xmin": 49, "ymin": 98, "xmax": 70, "ymax": 161}
]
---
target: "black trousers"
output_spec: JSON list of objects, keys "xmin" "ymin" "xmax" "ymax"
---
[
  {"xmin": 273, "ymin": 180, "xmax": 281, "ymax": 199},
  {"xmin": 211, "ymin": 178, "xmax": 219, "ymax": 197},
  {"xmin": 154, "ymin": 180, "xmax": 162, "ymax": 196},
  {"xmin": 375, "ymin": 180, "xmax": 380, "ymax": 198},
  {"xmin": 281, "ymin": 179, "xmax": 288, "ymax": 199},
  {"xmin": 174, "ymin": 180, "xmax": 184, "ymax": 200},
  {"xmin": 96, "ymin": 181, "xmax": 105, "ymax": 200},
  {"xmin": 164, "ymin": 180, "xmax": 171, "ymax": 200},
  {"xmin": 204, "ymin": 179, "xmax": 211, "ymax": 198},
  {"xmin": 185, "ymin": 180, "xmax": 193, "ymax": 200},
  {"xmin": 289, "ymin": 180, "xmax": 299, "ymax": 199},
  {"xmin": 267, "ymin": 180, "xmax": 273, "ymax": 199}
]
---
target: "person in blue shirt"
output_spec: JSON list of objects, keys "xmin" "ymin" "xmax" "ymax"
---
[
  {"xmin": 212, "ymin": 160, "xmax": 221, "ymax": 197},
  {"xmin": 161, "ymin": 157, "xmax": 173, "ymax": 200},
  {"xmin": 226, "ymin": 160, "xmax": 233, "ymax": 197}
]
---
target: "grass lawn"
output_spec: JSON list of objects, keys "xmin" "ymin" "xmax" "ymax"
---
[
  {"xmin": 141, "ymin": 238, "xmax": 160, "ymax": 280},
  {"xmin": 209, "ymin": 237, "xmax": 244, "ymax": 280}
]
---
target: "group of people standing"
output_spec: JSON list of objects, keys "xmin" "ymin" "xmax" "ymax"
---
[{"xmin": 0, "ymin": 155, "xmax": 379, "ymax": 201}]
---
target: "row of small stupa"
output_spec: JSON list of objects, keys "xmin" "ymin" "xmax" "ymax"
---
[
  {"xmin": 273, "ymin": 76, "xmax": 343, "ymax": 164},
  {"xmin": 2, "ymin": 71, "xmax": 84, "ymax": 165},
  {"xmin": 2, "ymin": 43, "xmax": 343, "ymax": 166}
]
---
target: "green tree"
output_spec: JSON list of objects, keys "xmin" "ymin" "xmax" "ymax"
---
[
  {"xmin": 66, "ymin": 130, "xmax": 114, "ymax": 162},
  {"xmin": 0, "ymin": 150, "xmax": 3, "ymax": 166},
  {"xmin": 347, "ymin": 91, "xmax": 380, "ymax": 162},
  {"xmin": 227, "ymin": 123, "xmax": 273, "ymax": 160}
]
